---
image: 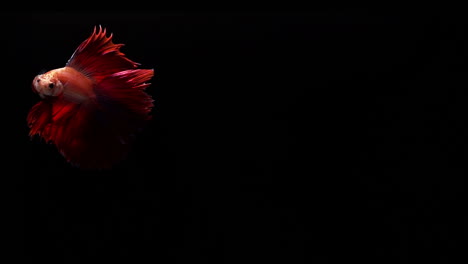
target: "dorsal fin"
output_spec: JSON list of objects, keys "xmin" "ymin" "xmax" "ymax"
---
[{"xmin": 66, "ymin": 26, "xmax": 138, "ymax": 83}]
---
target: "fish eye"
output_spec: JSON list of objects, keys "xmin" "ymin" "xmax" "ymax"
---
[{"xmin": 49, "ymin": 83, "xmax": 54, "ymax": 89}]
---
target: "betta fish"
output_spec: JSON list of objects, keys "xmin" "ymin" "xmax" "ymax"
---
[{"xmin": 27, "ymin": 26, "xmax": 154, "ymax": 169}]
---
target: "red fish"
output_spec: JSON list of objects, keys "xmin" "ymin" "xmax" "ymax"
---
[{"xmin": 27, "ymin": 26, "xmax": 154, "ymax": 169}]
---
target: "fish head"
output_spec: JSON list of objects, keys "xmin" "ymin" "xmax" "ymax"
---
[{"xmin": 32, "ymin": 70, "xmax": 64, "ymax": 99}]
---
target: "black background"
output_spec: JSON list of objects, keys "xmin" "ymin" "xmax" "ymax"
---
[{"xmin": 4, "ymin": 9, "xmax": 468, "ymax": 263}]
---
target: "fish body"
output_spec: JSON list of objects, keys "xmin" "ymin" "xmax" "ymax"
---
[
  {"xmin": 33, "ymin": 67, "xmax": 94, "ymax": 102},
  {"xmin": 28, "ymin": 26, "xmax": 154, "ymax": 169}
]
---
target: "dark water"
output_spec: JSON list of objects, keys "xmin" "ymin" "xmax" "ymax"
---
[{"xmin": 4, "ymin": 9, "xmax": 468, "ymax": 263}]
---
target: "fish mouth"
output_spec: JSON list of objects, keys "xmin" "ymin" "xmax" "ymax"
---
[
  {"xmin": 32, "ymin": 82, "xmax": 43, "ymax": 97},
  {"xmin": 31, "ymin": 84, "xmax": 40, "ymax": 95}
]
